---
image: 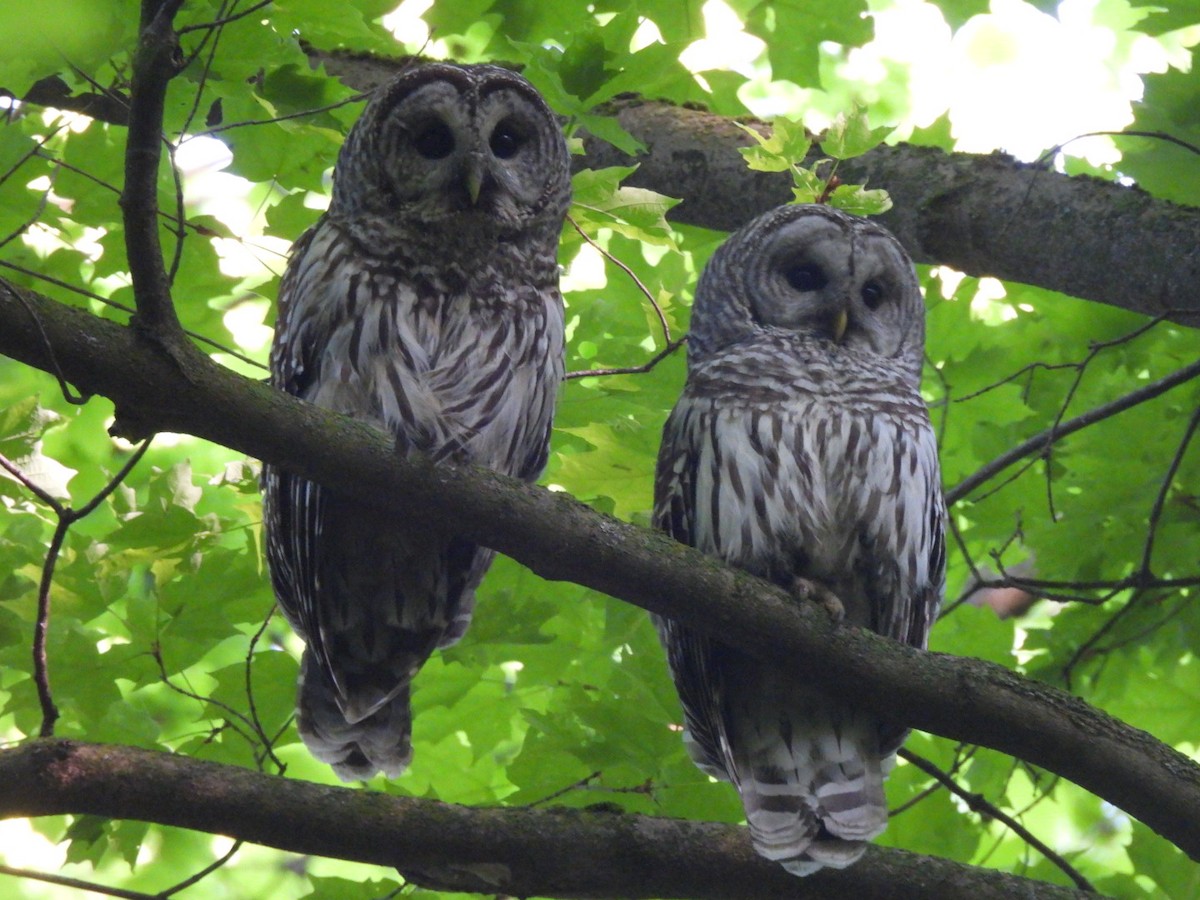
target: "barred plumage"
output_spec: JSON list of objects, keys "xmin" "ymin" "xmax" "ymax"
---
[
  {"xmin": 262, "ymin": 63, "xmax": 571, "ymax": 780},
  {"xmin": 654, "ymin": 204, "xmax": 946, "ymax": 874}
]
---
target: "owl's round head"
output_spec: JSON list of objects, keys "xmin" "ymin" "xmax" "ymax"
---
[
  {"xmin": 330, "ymin": 63, "xmax": 571, "ymax": 250},
  {"xmin": 688, "ymin": 204, "xmax": 926, "ymax": 379}
]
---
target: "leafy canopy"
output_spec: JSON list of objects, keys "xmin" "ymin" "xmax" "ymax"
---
[{"xmin": 1, "ymin": 1, "xmax": 1199, "ymax": 898}]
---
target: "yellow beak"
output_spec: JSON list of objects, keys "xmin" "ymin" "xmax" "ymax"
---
[
  {"xmin": 833, "ymin": 310, "xmax": 849, "ymax": 343},
  {"xmin": 465, "ymin": 161, "xmax": 484, "ymax": 206}
]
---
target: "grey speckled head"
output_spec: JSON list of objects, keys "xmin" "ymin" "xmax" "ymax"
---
[
  {"xmin": 687, "ymin": 204, "xmax": 926, "ymax": 381},
  {"xmin": 329, "ymin": 63, "xmax": 571, "ymax": 252}
]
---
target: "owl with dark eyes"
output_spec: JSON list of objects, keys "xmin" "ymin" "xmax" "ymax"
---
[
  {"xmin": 653, "ymin": 204, "xmax": 946, "ymax": 874},
  {"xmin": 262, "ymin": 63, "xmax": 571, "ymax": 780}
]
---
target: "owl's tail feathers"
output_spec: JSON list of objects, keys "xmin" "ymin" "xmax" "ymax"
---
[
  {"xmin": 295, "ymin": 652, "xmax": 413, "ymax": 781},
  {"xmin": 739, "ymin": 760, "xmax": 883, "ymax": 876},
  {"xmin": 739, "ymin": 767, "xmax": 822, "ymax": 863},
  {"xmin": 779, "ymin": 834, "xmax": 868, "ymax": 876},
  {"xmin": 812, "ymin": 754, "xmax": 889, "ymax": 841},
  {"xmin": 736, "ymin": 729, "xmax": 889, "ymax": 876}
]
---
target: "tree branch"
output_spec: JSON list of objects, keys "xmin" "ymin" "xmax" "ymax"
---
[
  {"xmin": 898, "ymin": 750, "xmax": 1092, "ymax": 891},
  {"xmin": 0, "ymin": 740, "xmax": 1090, "ymax": 899},
  {"xmin": 946, "ymin": 355, "xmax": 1200, "ymax": 504},
  {"xmin": 1, "ymin": 278, "xmax": 1198, "ymax": 864},
  {"xmin": 578, "ymin": 100, "xmax": 1200, "ymax": 329},
  {"xmin": 14, "ymin": 52, "xmax": 1200, "ymax": 329},
  {"xmin": 121, "ymin": 0, "xmax": 188, "ymax": 343}
]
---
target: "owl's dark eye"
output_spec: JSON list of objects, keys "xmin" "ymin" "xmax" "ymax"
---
[
  {"xmin": 861, "ymin": 280, "xmax": 885, "ymax": 309},
  {"xmin": 489, "ymin": 121, "xmax": 524, "ymax": 159},
  {"xmin": 785, "ymin": 264, "xmax": 827, "ymax": 292},
  {"xmin": 412, "ymin": 121, "xmax": 455, "ymax": 159}
]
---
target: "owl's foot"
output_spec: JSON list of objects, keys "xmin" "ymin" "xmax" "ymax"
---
[{"xmin": 789, "ymin": 577, "xmax": 845, "ymax": 624}]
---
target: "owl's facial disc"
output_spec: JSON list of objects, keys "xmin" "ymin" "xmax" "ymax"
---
[
  {"xmin": 372, "ymin": 79, "xmax": 559, "ymax": 230},
  {"xmin": 472, "ymin": 89, "xmax": 557, "ymax": 213},
  {"xmin": 749, "ymin": 215, "xmax": 915, "ymax": 359}
]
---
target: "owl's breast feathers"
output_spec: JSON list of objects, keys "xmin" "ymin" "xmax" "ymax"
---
[
  {"xmin": 662, "ymin": 333, "xmax": 944, "ymax": 638},
  {"xmin": 274, "ymin": 219, "xmax": 564, "ymax": 476}
]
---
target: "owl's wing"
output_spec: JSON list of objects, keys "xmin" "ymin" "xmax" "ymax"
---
[
  {"xmin": 651, "ymin": 394, "xmax": 732, "ymax": 779},
  {"xmin": 849, "ymin": 410, "xmax": 946, "ymax": 756},
  {"xmin": 860, "ymin": 413, "xmax": 946, "ymax": 649},
  {"xmin": 262, "ymin": 223, "xmax": 338, "ymax": 671}
]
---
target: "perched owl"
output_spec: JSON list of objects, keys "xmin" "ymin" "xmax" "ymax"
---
[
  {"xmin": 653, "ymin": 204, "xmax": 946, "ymax": 874},
  {"xmin": 262, "ymin": 63, "xmax": 571, "ymax": 780}
]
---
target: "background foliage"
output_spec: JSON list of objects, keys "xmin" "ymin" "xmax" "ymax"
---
[{"xmin": 1, "ymin": 0, "xmax": 1199, "ymax": 897}]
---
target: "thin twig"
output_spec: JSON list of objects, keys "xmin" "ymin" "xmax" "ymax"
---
[
  {"xmin": 25, "ymin": 440, "xmax": 152, "ymax": 737},
  {"xmin": 244, "ymin": 601, "xmax": 287, "ymax": 773},
  {"xmin": 202, "ymin": 92, "xmax": 369, "ymax": 136},
  {"xmin": 151, "ymin": 644, "xmax": 260, "ymax": 747},
  {"xmin": 1061, "ymin": 591, "xmax": 1146, "ymax": 690},
  {"xmin": 937, "ymin": 516, "xmax": 987, "ymax": 619},
  {"xmin": 177, "ymin": 0, "xmax": 231, "ymax": 134},
  {"xmin": 0, "ymin": 865, "xmax": 157, "ymax": 900},
  {"xmin": 1094, "ymin": 592, "xmax": 1192, "ymax": 658},
  {"xmin": 2, "ymin": 282, "xmax": 89, "ymax": 403},
  {"xmin": 33, "ymin": 518, "xmax": 69, "ymax": 735},
  {"xmin": 0, "ymin": 262, "xmax": 268, "ymax": 370},
  {"xmin": 948, "ymin": 356, "xmax": 1200, "ymax": 505},
  {"xmin": 954, "ymin": 315, "xmax": 1167, "ymax": 405},
  {"xmin": 0, "ymin": 453, "xmax": 66, "ymax": 513},
  {"xmin": 899, "ymin": 749, "xmax": 1095, "ymax": 892},
  {"xmin": 77, "ymin": 441, "xmax": 155, "ymax": 518},
  {"xmin": 1035, "ymin": 318, "xmax": 1168, "ymax": 520},
  {"xmin": 977, "ymin": 572, "xmax": 1199, "ymax": 592},
  {"xmin": 0, "ymin": 159, "xmax": 61, "ymax": 252},
  {"xmin": 165, "ymin": 140, "xmax": 188, "ymax": 285},
  {"xmin": 159, "ymin": 838, "xmax": 244, "ymax": 896},
  {"xmin": 889, "ymin": 742, "xmax": 977, "ymax": 817},
  {"xmin": 568, "ymin": 215, "xmax": 672, "ymax": 345},
  {"xmin": 1139, "ymin": 404, "xmax": 1200, "ymax": 578},
  {"xmin": 1038, "ymin": 130, "xmax": 1200, "ymax": 167},
  {"xmin": 565, "ymin": 336, "xmax": 686, "ymax": 380},
  {"xmin": 924, "ymin": 352, "xmax": 952, "ymax": 446},
  {"xmin": 35, "ymin": 148, "xmax": 291, "ymax": 274},
  {"xmin": 0, "ymin": 124, "xmax": 66, "ymax": 189},
  {"xmin": 524, "ymin": 771, "xmax": 602, "ymax": 807},
  {"xmin": 178, "ymin": 0, "xmax": 273, "ymax": 35}
]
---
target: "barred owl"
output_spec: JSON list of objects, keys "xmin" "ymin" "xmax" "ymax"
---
[
  {"xmin": 653, "ymin": 204, "xmax": 946, "ymax": 874},
  {"xmin": 262, "ymin": 63, "xmax": 571, "ymax": 780}
]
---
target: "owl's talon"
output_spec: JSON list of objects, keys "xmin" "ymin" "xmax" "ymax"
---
[{"xmin": 791, "ymin": 578, "xmax": 845, "ymax": 624}]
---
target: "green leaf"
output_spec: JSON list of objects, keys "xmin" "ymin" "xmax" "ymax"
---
[
  {"xmin": 0, "ymin": 1, "xmax": 133, "ymax": 95},
  {"xmin": 1127, "ymin": 822, "xmax": 1200, "ymax": 898},
  {"xmin": 62, "ymin": 815, "xmax": 112, "ymax": 867},
  {"xmin": 570, "ymin": 167, "xmax": 680, "ymax": 247},
  {"xmin": 819, "ymin": 106, "xmax": 894, "ymax": 160},
  {"xmin": 0, "ymin": 397, "xmax": 64, "ymax": 458},
  {"xmin": 744, "ymin": 0, "xmax": 873, "ymax": 87},
  {"xmin": 0, "ymin": 397, "xmax": 75, "ymax": 501},
  {"xmin": 735, "ymin": 119, "xmax": 813, "ymax": 172},
  {"xmin": 825, "ymin": 182, "xmax": 893, "ymax": 215},
  {"xmin": 789, "ymin": 166, "xmax": 828, "ymax": 204}
]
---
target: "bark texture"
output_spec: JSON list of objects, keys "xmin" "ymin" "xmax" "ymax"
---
[
  {"xmin": 0, "ymin": 740, "xmax": 1092, "ymax": 899},
  {"xmin": 16, "ymin": 54, "xmax": 1200, "ymax": 328},
  {"xmin": 2, "ymin": 278, "xmax": 1199, "ymax": 865}
]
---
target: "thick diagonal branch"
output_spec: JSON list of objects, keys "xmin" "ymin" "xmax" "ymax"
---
[
  {"xmin": 1, "ymin": 279, "xmax": 1198, "ymax": 864},
  {"xmin": 577, "ymin": 100, "xmax": 1200, "ymax": 329},
  {"xmin": 0, "ymin": 740, "xmax": 1089, "ymax": 899},
  {"xmin": 16, "ymin": 54, "xmax": 1200, "ymax": 329}
]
